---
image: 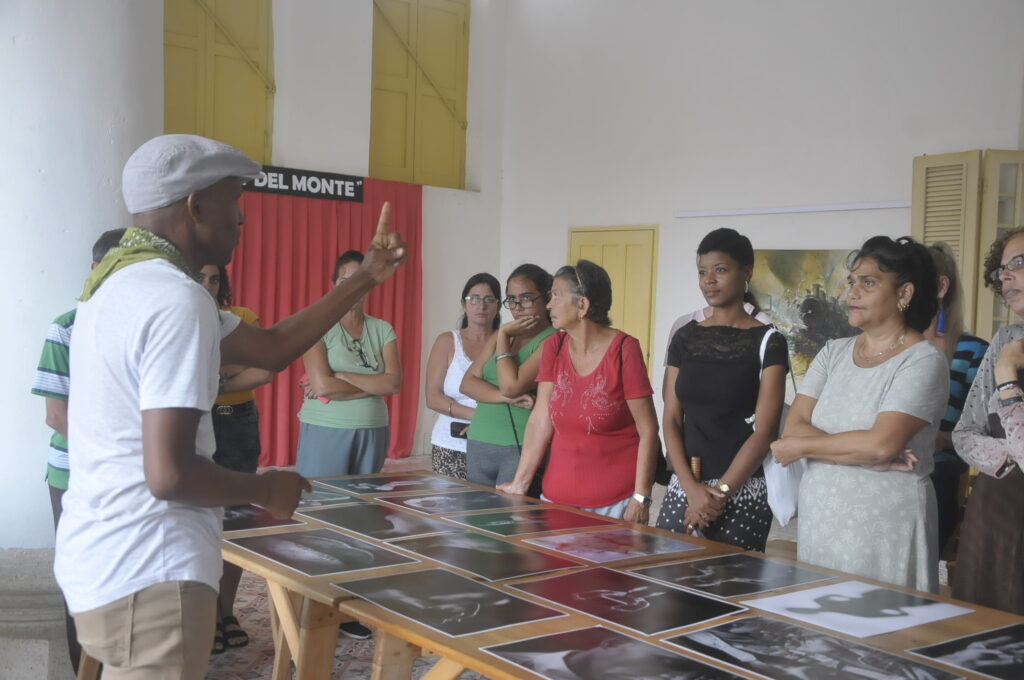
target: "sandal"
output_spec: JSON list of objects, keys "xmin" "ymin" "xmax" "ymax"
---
[
  {"xmin": 222, "ymin": 615, "xmax": 250, "ymax": 649},
  {"xmin": 212, "ymin": 621, "xmax": 226, "ymax": 655}
]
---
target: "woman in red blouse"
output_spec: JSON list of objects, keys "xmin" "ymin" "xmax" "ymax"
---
[{"xmin": 498, "ymin": 260, "xmax": 659, "ymax": 523}]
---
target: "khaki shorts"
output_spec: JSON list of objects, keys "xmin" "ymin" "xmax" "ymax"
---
[{"xmin": 73, "ymin": 581, "xmax": 216, "ymax": 680}]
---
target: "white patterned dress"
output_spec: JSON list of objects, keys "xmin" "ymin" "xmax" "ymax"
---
[{"xmin": 796, "ymin": 337, "xmax": 948, "ymax": 592}]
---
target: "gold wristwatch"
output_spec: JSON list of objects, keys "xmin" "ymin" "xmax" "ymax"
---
[{"xmin": 717, "ymin": 482, "xmax": 731, "ymax": 496}]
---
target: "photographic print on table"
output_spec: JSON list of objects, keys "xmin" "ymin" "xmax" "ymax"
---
[
  {"xmin": 909, "ymin": 622, "xmax": 1024, "ymax": 680},
  {"xmin": 295, "ymin": 487, "xmax": 362, "ymax": 510},
  {"xmin": 390, "ymin": 530, "xmax": 582, "ymax": 581},
  {"xmin": 317, "ymin": 473, "xmax": 467, "ymax": 495},
  {"xmin": 523, "ymin": 527, "xmax": 701, "ymax": 564},
  {"xmin": 298, "ymin": 503, "xmax": 458, "ymax": 541},
  {"xmin": 667, "ymin": 615, "xmax": 962, "ymax": 680},
  {"xmin": 222, "ymin": 504, "xmax": 304, "ymax": 533},
  {"xmin": 381, "ymin": 489, "xmax": 538, "ymax": 515},
  {"xmin": 633, "ymin": 553, "xmax": 834, "ymax": 598},
  {"xmin": 226, "ymin": 527, "xmax": 418, "ymax": 577},
  {"xmin": 485, "ymin": 625, "xmax": 745, "ymax": 680},
  {"xmin": 510, "ymin": 567, "xmax": 745, "ymax": 635},
  {"xmin": 741, "ymin": 580, "xmax": 973, "ymax": 638},
  {"xmin": 334, "ymin": 568, "xmax": 566, "ymax": 637},
  {"xmin": 445, "ymin": 507, "xmax": 616, "ymax": 537}
]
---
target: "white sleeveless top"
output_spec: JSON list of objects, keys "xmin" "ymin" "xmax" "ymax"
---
[{"xmin": 430, "ymin": 330, "xmax": 477, "ymax": 452}]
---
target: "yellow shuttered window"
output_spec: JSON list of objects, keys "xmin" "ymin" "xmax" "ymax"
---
[
  {"xmin": 164, "ymin": 0, "xmax": 275, "ymax": 164},
  {"xmin": 370, "ymin": 0, "xmax": 469, "ymax": 189}
]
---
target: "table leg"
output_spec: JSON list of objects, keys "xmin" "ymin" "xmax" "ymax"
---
[
  {"xmin": 419, "ymin": 657, "xmax": 467, "ymax": 680},
  {"xmin": 371, "ymin": 630, "xmax": 419, "ymax": 680},
  {"xmin": 295, "ymin": 598, "xmax": 344, "ymax": 680},
  {"xmin": 269, "ymin": 593, "xmax": 295, "ymax": 680}
]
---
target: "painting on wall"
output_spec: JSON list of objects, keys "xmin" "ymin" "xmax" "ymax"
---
[{"xmin": 750, "ymin": 249, "xmax": 857, "ymax": 379}]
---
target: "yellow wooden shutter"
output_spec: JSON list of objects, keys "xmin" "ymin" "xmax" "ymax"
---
[
  {"xmin": 164, "ymin": 0, "xmax": 274, "ymax": 164},
  {"xmin": 370, "ymin": 0, "xmax": 468, "ymax": 189},
  {"xmin": 911, "ymin": 151, "xmax": 981, "ymax": 333},
  {"xmin": 976, "ymin": 150, "xmax": 1024, "ymax": 339}
]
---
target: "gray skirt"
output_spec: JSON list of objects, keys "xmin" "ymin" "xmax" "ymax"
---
[{"xmin": 295, "ymin": 423, "xmax": 389, "ymax": 478}]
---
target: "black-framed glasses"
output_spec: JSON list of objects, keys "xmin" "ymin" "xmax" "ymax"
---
[
  {"xmin": 502, "ymin": 294, "xmax": 540, "ymax": 309},
  {"xmin": 464, "ymin": 295, "xmax": 499, "ymax": 306},
  {"xmin": 346, "ymin": 337, "xmax": 379, "ymax": 371},
  {"xmin": 989, "ymin": 254, "xmax": 1024, "ymax": 283}
]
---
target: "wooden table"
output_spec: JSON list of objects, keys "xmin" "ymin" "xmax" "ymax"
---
[{"xmin": 222, "ymin": 475, "xmax": 1024, "ymax": 680}]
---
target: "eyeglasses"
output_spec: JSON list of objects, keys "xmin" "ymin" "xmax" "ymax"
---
[
  {"xmin": 464, "ymin": 295, "xmax": 499, "ymax": 306},
  {"xmin": 346, "ymin": 337, "xmax": 379, "ymax": 371},
  {"xmin": 502, "ymin": 294, "xmax": 540, "ymax": 309},
  {"xmin": 989, "ymin": 254, "xmax": 1024, "ymax": 283}
]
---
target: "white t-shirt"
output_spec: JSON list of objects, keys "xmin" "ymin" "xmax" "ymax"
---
[{"xmin": 55, "ymin": 260, "xmax": 241, "ymax": 613}]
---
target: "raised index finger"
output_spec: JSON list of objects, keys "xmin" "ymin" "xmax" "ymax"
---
[{"xmin": 374, "ymin": 202, "xmax": 392, "ymax": 242}]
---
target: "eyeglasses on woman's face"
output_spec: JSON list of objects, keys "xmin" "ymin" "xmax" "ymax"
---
[
  {"xmin": 502, "ymin": 293, "xmax": 540, "ymax": 309},
  {"xmin": 989, "ymin": 254, "xmax": 1024, "ymax": 283},
  {"xmin": 463, "ymin": 295, "xmax": 498, "ymax": 306}
]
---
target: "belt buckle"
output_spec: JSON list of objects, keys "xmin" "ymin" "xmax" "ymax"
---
[{"xmin": 215, "ymin": 405, "xmax": 234, "ymax": 416}]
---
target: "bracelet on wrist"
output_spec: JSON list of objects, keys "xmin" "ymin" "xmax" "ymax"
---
[
  {"xmin": 494, "ymin": 352, "xmax": 514, "ymax": 362},
  {"xmin": 448, "ymin": 400, "xmax": 454, "ymax": 417},
  {"xmin": 997, "ymin": 380, "xmax": 1021, "ymax": 393},
  {"xmin": 999, "ymin": 395, "xmax": 1024, "ymax": 407}
]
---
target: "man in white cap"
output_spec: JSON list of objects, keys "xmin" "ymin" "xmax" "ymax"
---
[{"xmin": 54, "ymin": 134, "xmax": 407, "ymax": 679}]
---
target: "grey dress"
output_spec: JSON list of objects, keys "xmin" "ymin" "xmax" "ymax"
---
[{"xmin": 796, "ymin": 337, "xmax": 948, "ymax": 592}]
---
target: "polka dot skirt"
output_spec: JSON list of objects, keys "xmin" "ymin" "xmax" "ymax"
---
[{"xmin": 656, "ymin": 475, "xmax": 773, "ymax": 551}]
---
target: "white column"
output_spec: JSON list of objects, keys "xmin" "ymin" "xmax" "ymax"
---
[{"xmin": 0, "ymin": 0, "xmax": 163, "ymax": 548}]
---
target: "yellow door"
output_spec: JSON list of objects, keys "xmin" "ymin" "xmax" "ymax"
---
[
  {"xmin": 976, "ymin": 150, "xmax": 1024, "ymax": 340},
  {"xmin": 569, "ymin": 227, "xmax": 658, "ymax": 370}
]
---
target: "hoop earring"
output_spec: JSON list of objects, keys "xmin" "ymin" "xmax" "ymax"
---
[{"xmin": 744, "ymin": 281, "xmax": 749, "ymax": 294}]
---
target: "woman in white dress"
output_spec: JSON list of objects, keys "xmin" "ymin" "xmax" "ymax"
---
[
  {"xmin": 424, "ymin": 273, "xmax": 501, "ymax": 478},
  {"xmin": 771, "ymin": 236, "xmax": 949, "ymax": 592}
]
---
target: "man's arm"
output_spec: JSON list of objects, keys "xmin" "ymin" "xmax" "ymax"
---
[
  {"xmin": 220, "ymin": 203, "xmax": 407, "ymax": 370},
  {"xmin": 44, "ymin": 398, "xmax": 68, "ymax": 439},
  {"xmin": 141, "ymin": 408, "xmax": 309, "ymax": 516}
]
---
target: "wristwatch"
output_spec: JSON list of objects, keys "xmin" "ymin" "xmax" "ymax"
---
[
  {"xmin": 632, "ymin": 492, "xmax": 653, "ymax": 507},
  {"xmin": 717, "ymin": 482, "xmax": 732, "ymax": 496}
]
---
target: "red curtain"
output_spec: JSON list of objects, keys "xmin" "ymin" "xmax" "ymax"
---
[{"xmin": 228, "ymin": 178, "xmax": 423, "ymax": 467}]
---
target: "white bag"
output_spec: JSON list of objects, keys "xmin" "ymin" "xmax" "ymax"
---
[{"xmin": 752, "ymin": 328, "xmax": 804, "ymax": 526}]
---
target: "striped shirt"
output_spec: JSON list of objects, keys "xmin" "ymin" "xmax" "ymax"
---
[
  {"xmin": 30, "ymin": 309, "xmax": 75, "ymax": 471},
  {"xmin": 942, "ymin": 333, "xmax": 989, "ymax": 433}
]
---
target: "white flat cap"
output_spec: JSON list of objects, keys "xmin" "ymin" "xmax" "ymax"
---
[{"xmin": 122, "ymin": 134, "xmax": 262, "ymax": 213}]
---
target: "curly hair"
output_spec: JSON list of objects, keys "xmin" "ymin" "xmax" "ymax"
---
[{"xmin": 982, "ymin": 227, "xmax": 1024, "ymax": 296}]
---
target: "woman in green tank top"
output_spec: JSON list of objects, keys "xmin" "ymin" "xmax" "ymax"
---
[{"xmin": 461, "ymin": 264, "xmax": 555, "ymax": 487}]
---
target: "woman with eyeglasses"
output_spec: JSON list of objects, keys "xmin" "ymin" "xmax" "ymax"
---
[
  {"xmin": 952, "ymin": 229, "xmax": 1024, "ymax": 614},
  {"xmin": 296, "ymin": 249, "xmax": 402, "ymax": 479},
  {"xmin": 461, "ymin": 264, "xmax": 556, "ymax": 487},
  {"xmin": 424, "ymin": 273, "xmax": 502, "ymax": 479},
  {"xmin": 497, "ymin": 260, "xmax": 659, "ymax": 523}
]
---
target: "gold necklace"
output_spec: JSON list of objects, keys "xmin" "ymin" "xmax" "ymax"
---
[{"xmin": 858, "ymin": 333, "xmax": 906, "ymax": 363}]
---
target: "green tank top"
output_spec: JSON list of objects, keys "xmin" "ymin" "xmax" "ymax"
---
[{"xmin": 467, "ymin": 325, "xmax": 556, "ymax": 446}]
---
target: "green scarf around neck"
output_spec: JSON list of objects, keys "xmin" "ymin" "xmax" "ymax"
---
[{"xmin": 79, "ymin": 227, "xmax": 197, "ymax": 301}]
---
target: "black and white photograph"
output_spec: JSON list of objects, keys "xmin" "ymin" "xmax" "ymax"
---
[
  {"xmin": 381, "ymin": 489, "xmax": 537, "ymax": 515},
  {"xmin": 334, "ymin": 568, "xmax": 566, "ymax": 637},
  {"xmin": 523, "ymin": 528, "xmax": 702, "ymax": 564},
  {"xmin": 742, "ymin": 580, "xmax": 973, "ymax": 638},
  {"xmin": 295, "ymin": 487, "xmax": 362, "ymax": 510},
  {"xmin": 317, "ymin": 473, "xmax": 467, "ymax": 495},
  {"xmin": 633, "ymin": 554, "xmax": 834, "ymax": 598},
  {"xmin": 297, "ymin": 502, "xmax": 458, "ymax": 541},
  {"xmin": 227, "ymin": 527, "xmax": 418, "ymax": 577},
  {"xmin": 445, "ymin": 508, "xmax": 616, "ymax": 537},
  {"xmin": 485, "ymin": 625, "xmax": 745, "ymax": 680},
  {"xmin": 668, "ymin": 616, "xmax": 962, "ymax": 680},
  {"xmin": 390, "ymin": 530, "xmax": 582, "ymax": 581},
  {"xmin": 222, "ymin": 504, "xmax": 304, "ymax": 533},
  {"xmin": 511, "ymin": 567, "xmax": 745, "ymax": 635},
  {"xmin": 909, "ymin": 622, "xmax": 1024, "ymax": 680}
]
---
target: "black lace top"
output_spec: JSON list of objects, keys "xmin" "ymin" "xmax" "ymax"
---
[{"xmin": 666, "ymin": 321, "xmax": 789, "ymax": 480}]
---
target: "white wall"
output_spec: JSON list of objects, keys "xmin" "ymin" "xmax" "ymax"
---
[{"xmin": 0, "ymin": 0, "xmax": 164, "ymax": 548}]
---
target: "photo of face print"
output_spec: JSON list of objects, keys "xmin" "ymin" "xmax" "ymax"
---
[
  {"xmin": 633, "ymin": 554, "xmax": 834, "ymax": 598},
  {"xmin": 511, "ymin": 567, "xmax": 745, "ymax": 635},
  {"xmin": 445, "ymin": 508, "xmax": 616, "ymax": 537},
  {"xmin": 317, "ymin": 473, "xmax": 468, "ymax": 495},
  {"xmin": 297, "ymin": 502, "xmax": 457, "ymax": 541},
  {"xmin": 741, "ymin": 580, "xmax": 973, "ymax": 638},
  {"xmin": 295, "ymin": 487, "xmax": 362, "ymax": 510},
  {"xmin": 486, "ymin": 626, "xmax": 744, "ymax": 680},
  {"xmin": 909, "ymin": 622, "xmax": 1024, "ymax": 680},
  {"xmin": 390, "ymin": 530, "xmax": 582, "ymax": 581},
  {"xmin": 668, "ymin": 616, "xmax": 961, "ymax": 680},
  {"xmin": 335, "ymin": 568, "xmax": 566, "ymax": 637},
  {"xmin": 381, "ymin": 490, "xmax": 538, "ymax": 515},
  {"xmin": 222, "ymin": 504, "xmax": 304, "ymax": 533},
  {"xmin": 523, "ymin": 528, "xmax": 702, "ymax": 564},
  {"xmin": 227, "ymin": 527, "xmax": 417, "ymax": 577}
]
